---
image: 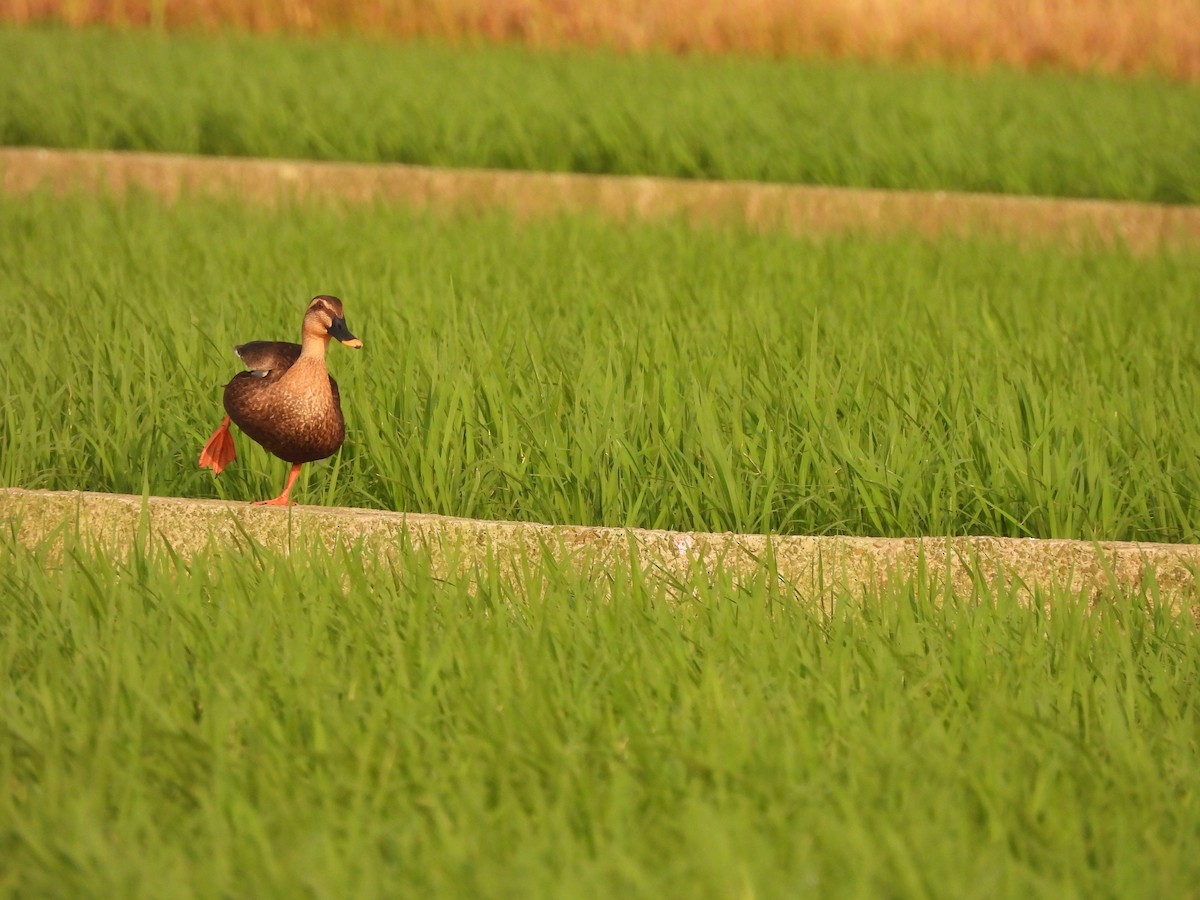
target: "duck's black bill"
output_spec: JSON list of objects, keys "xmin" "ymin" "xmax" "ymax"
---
[{"xmin": 328, "ymin": 317, "xmax": 363, "ymax": 349}]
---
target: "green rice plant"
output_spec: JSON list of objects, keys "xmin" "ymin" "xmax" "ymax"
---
[
  {"xmin": 2, "ymin": 190, "xmax": 1199, "ymax": 540},
  {"xmin": 1, "ymin": 26, "xmax": 1198, "ymax": 202},
  {"xmin": 2, "ymin": 532, "xmax": 1198, "ymax": 897}
]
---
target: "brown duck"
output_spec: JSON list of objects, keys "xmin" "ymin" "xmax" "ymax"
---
[{"xmin": 199, "ymin": 295, "xmax": 363, "ymax": 506}]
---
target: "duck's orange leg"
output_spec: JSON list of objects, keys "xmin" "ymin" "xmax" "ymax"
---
[
  {"xmin": 199, "ymin": 416, "xmax": 236, "ymax": 474},
  {"xmin": 253, "ymin": 463, "xmax": 303, "ymax": 507}
]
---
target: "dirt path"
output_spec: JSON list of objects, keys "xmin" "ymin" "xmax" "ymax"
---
[
  {"xmin": 3, "ymin": 488, "xmax": 1197, "ymax": 614},
  {"xmin": 4, "ymin": 147, "xmax": 1198, "ymax": 251}
]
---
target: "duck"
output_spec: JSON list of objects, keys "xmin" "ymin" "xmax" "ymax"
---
[{"xmin": 199, "ymin": 294, "xmax": 363, "ymax": 506}]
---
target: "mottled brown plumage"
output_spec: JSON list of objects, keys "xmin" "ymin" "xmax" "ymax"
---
[
  {"xmin": 224, "ymin": 340, "xmax": 345, "ymax": 464},
  {"xmin": 199, "ymin": 295, "xmax": 363, "ymax": 506}
]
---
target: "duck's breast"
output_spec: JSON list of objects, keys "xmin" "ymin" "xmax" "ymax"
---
[{"xmin": 225, "ymin": 357, "xmax": 345, "ymax": 463}]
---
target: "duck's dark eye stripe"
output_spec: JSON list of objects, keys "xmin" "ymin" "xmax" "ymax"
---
[{"xmin": 308, "ymin": 299, "xmax": 340, "ymax": 319}]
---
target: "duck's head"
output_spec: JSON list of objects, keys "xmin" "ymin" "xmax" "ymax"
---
[{"xmin": 304, "ymin": 295, "xmax": 363, "ymax": 349}]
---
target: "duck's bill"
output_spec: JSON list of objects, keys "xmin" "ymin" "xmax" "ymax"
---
[{"xmin": 328, "ymin": 317, "xmax": 363, "ymax": 349}]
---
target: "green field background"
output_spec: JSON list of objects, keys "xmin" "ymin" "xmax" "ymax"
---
[
  {"xmin": 3, "ymin": 27, "xmax": 1199, "ymax": 202},
  {"xmin": 3, "ymin": 193, "xmax": 1199, "ymax": 540},
  {"xmin": 4, "ymin": 534, "xmax": 1199, "ymax": 899},
  {"xmin": 3, "ymin": 22, "xmax": 1200, "ymax": 900}
]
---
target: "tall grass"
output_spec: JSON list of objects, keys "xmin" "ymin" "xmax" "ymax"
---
[
  {"xmin": 7, "ymin": 0, "xmax": 1200, "ymax": 79},
  {"xmin": 2, "ymin": 533, "xmax": 1198, "ymax": 897},
  {"xmin": 2, "ymin": 27, "xmax": 1199, "ymax": 202},
  {"xmin": 2, "ymin": 191, "xmax": 1199, "ymax": 540}
]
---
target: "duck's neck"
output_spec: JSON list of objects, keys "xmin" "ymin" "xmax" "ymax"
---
[{"xmin": 300, "ymin": 334, "xmax": 330, "ymax": 360}]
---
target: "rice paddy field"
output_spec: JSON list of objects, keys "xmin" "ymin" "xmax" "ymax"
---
[
  {"xmin": 3, "ymin": 28, "xmax": 1200, "ymax": 202},
  {"xmin": 3, "ymin": 15, "xmax": 1200, "ymax": 899},
  {"xmin": 3, "ymin": 192, "xmax": 1200, "ymax": 540},
  {"xmin": 3, "ymin": 532, "xmax": 1199, "ymax": 898}
]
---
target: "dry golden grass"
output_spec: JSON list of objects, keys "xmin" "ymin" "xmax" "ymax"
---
[{"xmin": 4, "ymin": 0, "xmax": 1199, "ymax": 79}]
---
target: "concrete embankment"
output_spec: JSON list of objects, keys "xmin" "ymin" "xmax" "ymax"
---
[
  {"xmin": 3, "ymin": 488, "xmax": 1197, "ymax": 615},
  {"xmin": 3, "ymin": 148, "xmax": 1198, "ymax": 251}
]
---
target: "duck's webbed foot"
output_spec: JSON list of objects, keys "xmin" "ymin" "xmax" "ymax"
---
[
  {"xmin": 199, "ymin": 416, "xmax": 236, "ymax": 474},
  {"xmin": 252, "ymin": 462, "xmax": 303, "ymax": 507}
]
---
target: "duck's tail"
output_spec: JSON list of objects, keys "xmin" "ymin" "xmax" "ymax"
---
[{"xmin": 199, "ymin": 416, "xmax": 236, "ymax": 474}]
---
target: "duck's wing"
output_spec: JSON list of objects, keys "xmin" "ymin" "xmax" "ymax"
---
[{"xmin": 234, "ymin": 341, "xmax": 302, "ymax": 378}]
